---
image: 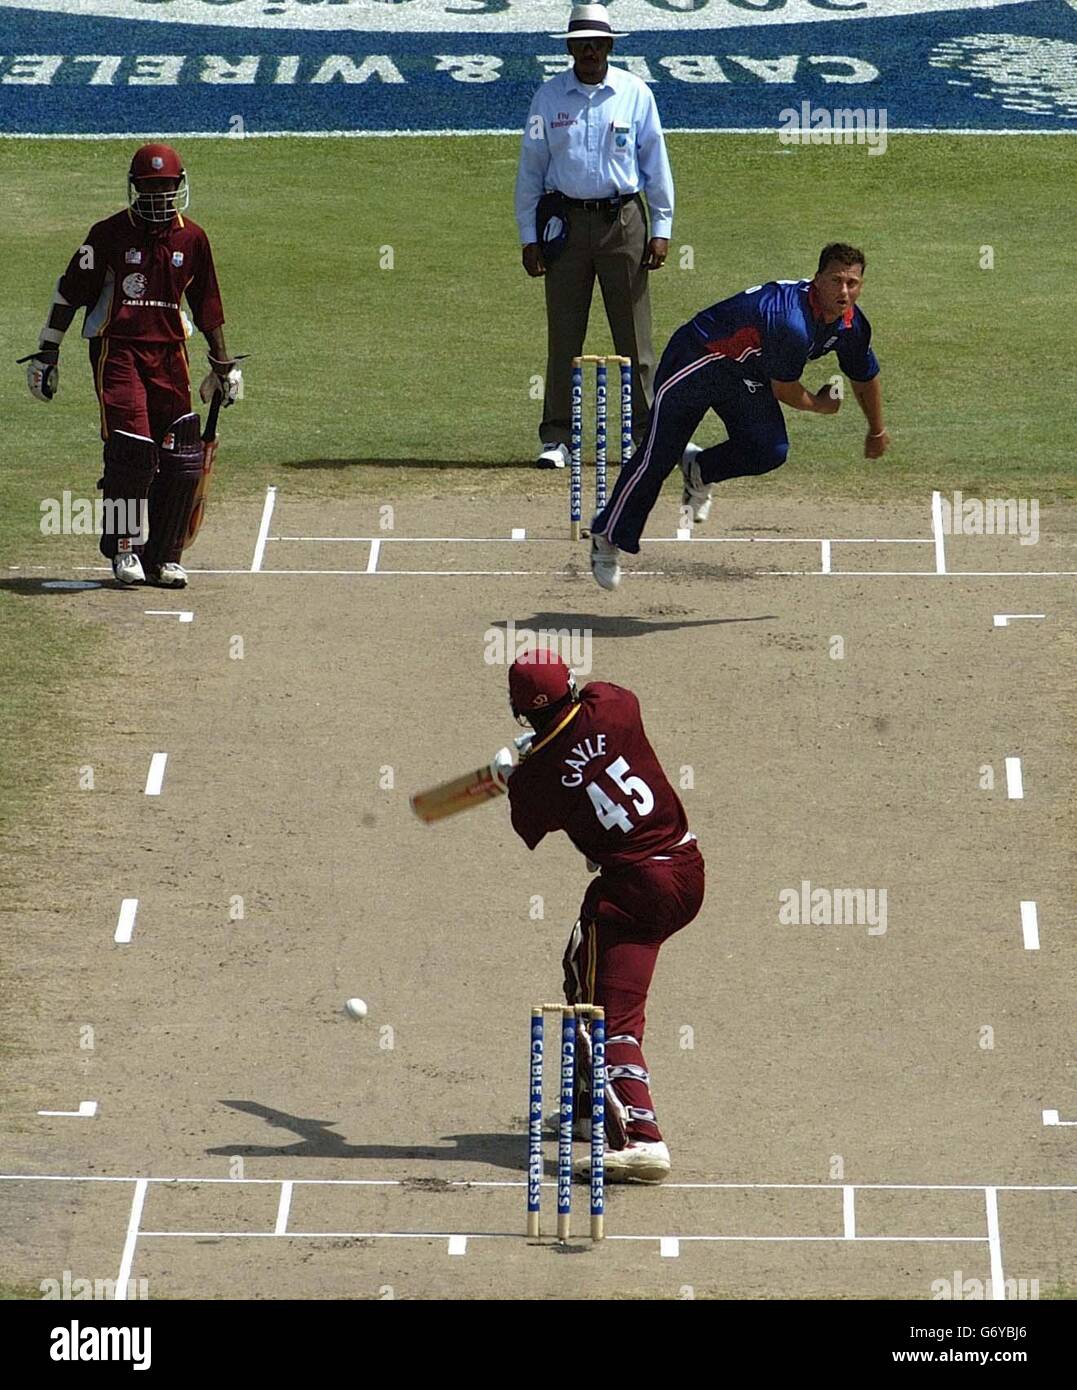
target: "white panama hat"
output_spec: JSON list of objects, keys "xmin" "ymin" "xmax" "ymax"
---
[{"xmin": 550, "ymin": 4, "xmax": 630, "ymax": 41}]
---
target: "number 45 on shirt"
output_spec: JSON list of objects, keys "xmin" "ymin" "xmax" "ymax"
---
[{"xmin": 587, "ymin": 756, "xmax": 655, "ymax": 833}]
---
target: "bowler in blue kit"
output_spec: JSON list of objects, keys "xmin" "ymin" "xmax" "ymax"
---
[{"xmin": 589, "ymin": 243, "xmax": 890, "ymax": 591}]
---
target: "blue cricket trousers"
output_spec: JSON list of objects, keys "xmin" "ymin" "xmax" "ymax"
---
[{"xmin": 593, "ymin": 324, "xmax": 790, "ymax": 554}]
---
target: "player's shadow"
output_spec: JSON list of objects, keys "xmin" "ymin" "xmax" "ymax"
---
[
  {"xmin": 0, "ymin": 577, "xmax": 108, "ymax": 596},
  {"xmin": 284, "ymin": 457, "xmax": 531, "ymax": 471},
  {"xmin": 498, "ymin": 610, "xmax": 777, "ymax": 639},
  {"xmin": 209, "ymin": 1100, "xmax": 526, "ymax": 1172}
]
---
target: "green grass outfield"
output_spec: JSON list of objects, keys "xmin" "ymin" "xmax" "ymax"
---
[{"xmin": 1, "ymin": 133, "xmax": 1074, "ymax": 845}]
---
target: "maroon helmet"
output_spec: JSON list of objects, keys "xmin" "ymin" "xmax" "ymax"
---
[
  {"xmin": 128, "ymin": 144, "xmax": 189, "ymax": 224},
  {"xmin": 508, "ymin": 650, "xmax": 579, "ymax": 725}
]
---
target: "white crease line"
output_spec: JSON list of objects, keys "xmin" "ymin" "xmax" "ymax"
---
[
  {"xmin": 38, "ymin": 1101, "xmax": 98, "ymax": 1118},
  {"xmin": 144, "ymin": 753, "xmax": 168, "ymax": 797},
  {"xmin": 511, "ymin": 528, "xmax": 526, "ymax": 540},
  {"xmin": 145, "ymin": 610, "xmax": 194, "ymax": 623},
  {"xmin": 993, "ymin": 614, "xmax": 1045, "ymax": 627},
  {"xmin": 770, "ymin": 571, "xmax": 1077, "ymax": 578},
  {"xmin": 659, "ymin": 1236, "xmax": 680, "ymax": 1258},
  {"xmin": 251, "ymin": 486, "xmax": 277, "ymax": 573},
  {"xmin": 821, "ymin": 540, "xmax": 832, "ymax": 574},
  {"xmin": 135, "ymin": 1231, "xmax": 989, "ymax": 1244},
  {"xmin": 115, "ymin": 1178, "xmax": 148, "ymax": 1301},
  {"xmin": 1020, "ymin": 901, "xmax": 1039, "ymax": 951},
  {"xmin": 447, "ymin": 1234, "xmax": 468, "ymax": 1256},
  {"xmin": 1042, "ymin": 1110, "xmax": 1077, "ymax": 1127},
  {"xmin": 366, "ymin": 538, "xmax": 381, "ymax": 574},
  {"xmin": 843, "ymin": 1185, "xmax": 856, "ymax": 1240},
  {"xmin": 1005, "ymin": 757, "xmax": 1024, "ymax": 800},
  {"xmin": 5, "ymin": 1175, "xmax": 1076, "ymax": 1192},
  {"xmin": 275, "ymin": 1180, "xmax": 293, "ymax": 1236},
  {"xmin": 114, "ymin": 898, "xmax": 138, "ymax": 945},
  {"xmin": 59, "ymin": 563, "xmax": 1077, "ymax": 579},
  {"xmin": 676, "ymin": 527, "xmax": 692, "ymax": 542},
  {"xmin": 931, "ymin": 490, "xmax": 947, "ymax": 574},
  {"xmin": 985, "ymin": 1188, "xmax": 1005, "ymax": 1301},
  {"xmin": 269, "ymin": 534, "xmax": 936, "ymax": 545}
]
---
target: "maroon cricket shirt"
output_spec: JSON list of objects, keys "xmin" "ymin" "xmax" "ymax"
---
[
  {"xmin": 508, "ymin": 682, "xmax": 690, "ymax": 867},
  {"xmin": 57, "ymin": 208, "xmax": 224, "ymax": 343}
]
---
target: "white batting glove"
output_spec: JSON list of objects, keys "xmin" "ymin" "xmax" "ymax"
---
[
  {"xmin": 489, "ymin": 746, "xmax": 515, "ymax": 791},
  {"xmin": 23, "ymin": 351, "xmax": 59, "ymax": 402},
  {"xmin": 199, "ymin": 361, "xmax": 243, "ymax": 407}
]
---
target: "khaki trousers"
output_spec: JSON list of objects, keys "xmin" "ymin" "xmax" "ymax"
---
[{"xmin": 541, "ymin": 196, "xmax": 655, "ymax": 447}]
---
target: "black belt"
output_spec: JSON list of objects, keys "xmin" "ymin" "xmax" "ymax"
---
[{"xmin": 560, "ymin": 192, "xmax": 640, "ymax": 212}]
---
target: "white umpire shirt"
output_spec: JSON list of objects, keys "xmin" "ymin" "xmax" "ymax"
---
[{"xmin": 515, "ymin": 63, "xmax": 675, "ymax": 245}]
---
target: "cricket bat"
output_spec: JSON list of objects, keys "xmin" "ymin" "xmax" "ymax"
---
[
  {"xmin": 410, "ymin": 736, "xmax": 531, "ymax": 825},
  {"xmin": 410, "ymin": 763, "xmax": 505, "ymax": 824},
  {"xmin": 184, "ymin": 388, "xmax": 222, "ymax": 551}
]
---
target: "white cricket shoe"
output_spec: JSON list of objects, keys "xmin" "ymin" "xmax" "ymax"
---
[
  {"xmin": 151, "ymin": 562, "xmax": 188, "ymax": 588},
  {"xmin": 544, "ymin": 1111, "xmax": 593, "ymax": 1141},
  {"xmin": 680, "ymin": 442, "xmax": 713, "ymax": 523},
  {"xmin": 112, "ymin": 553, "xmax": 146, "ymax": 585},
  {"xmin": 590, "ymin": 533, "xmax": 622, "ymax": 591},
  {"xmin": 536, "ymin": 442, "xmax": 571, "ymax": 470},
  {"xmin": 573, "ymin": 1139, "xmax": 671, "ymax": 1185}
]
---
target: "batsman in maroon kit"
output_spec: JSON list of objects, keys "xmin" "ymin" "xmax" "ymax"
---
[
  {"xmin": 503, "ymin": 650, "xmax": 705, "ymax": 1183},
  {"xmin": 20, "ymin": 144, "xmax": 243, "ymax": 588}
]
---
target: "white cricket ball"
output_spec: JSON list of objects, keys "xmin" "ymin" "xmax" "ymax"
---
[{"xmin": 344, "ymin": 997, "xmax": 368, "ymax": 1021}]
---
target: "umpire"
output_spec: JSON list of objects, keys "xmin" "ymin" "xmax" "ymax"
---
[{"xmin": 515, "ymin": 4, "xmax": 674, "ymax": 470}]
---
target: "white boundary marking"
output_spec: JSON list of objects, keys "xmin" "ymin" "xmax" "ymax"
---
[
  {"xmin": 27, "ymin": 562, "xmax": 1077, "ymax": 580},
  {"xmin": 251, "ymin": 486, "xmax": 277, "ymax": 573},
  {"xmin": 114, "ymin": 898, "xmax": 138, "ymax": 945},
  {"xmin": 115, "ymin": 1178, "xmax": 148, "ymax": 1302},
  {"xmin": 37, "ymin": 1101, "xmax": 97, "ymax": 1118},
  {"xmin": 275, "ymin": 1180, "xmax": 293, "ymax": 1236},
  {"xmin": 931, "ymin": 490, "xmax": 947, "ymax": 574},
  {"xmin": 993, "ymin": 614, "xmax": 1045, "ymax": 627},
  {"xmin": 843, "ymin": 1185, "xmax": 856, "ymax": 1240},
  {"xmin": 1020, "ymin": 901, "xmax": 1039, "ymax": 952},
  {"xmin": 985, "ymin": 1188, "xmax": 1006, "ymax": 1301},
  {"xmin": 3, "ymin": 1176, "xmax": 1071, "ymax": 1258},
  {"xmin": 144, "ymin": 752, "xmax": 168, "ymax": 797}
]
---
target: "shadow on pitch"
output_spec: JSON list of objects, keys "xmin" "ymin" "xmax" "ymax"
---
[
  {"xmin": 496, "ymin": 611, "xmax": 778, "ymax": 639},
  {"xmin": 209, "ymin": 1100, "xmax": 526, "ymax": 1171},
  {"xmin": 0, "ymin": 576, "xmax": 112, "ymax": 596}
]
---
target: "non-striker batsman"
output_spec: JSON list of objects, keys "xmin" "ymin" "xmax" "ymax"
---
[{"xmin": 20, "ymin": 143, "xmax": 243, "ymax": 588}]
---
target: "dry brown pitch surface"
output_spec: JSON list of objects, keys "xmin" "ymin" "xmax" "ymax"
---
[{"xmin": 2, "ymin": 492, "xmax": 1074, "ymax": 1299}]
